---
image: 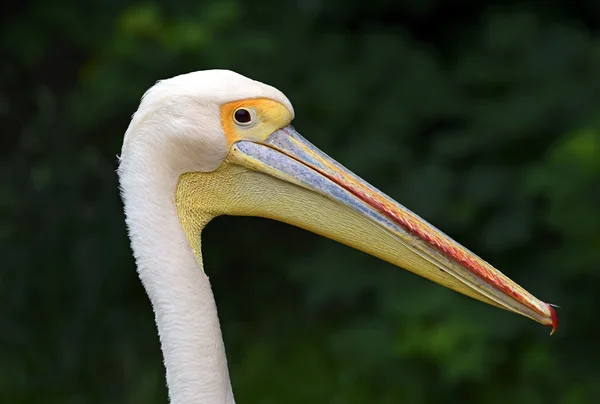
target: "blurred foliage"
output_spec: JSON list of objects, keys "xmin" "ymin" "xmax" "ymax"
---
[{"xmin": 2, "ymin": 0, "xmax": 600, "ymax": 403}]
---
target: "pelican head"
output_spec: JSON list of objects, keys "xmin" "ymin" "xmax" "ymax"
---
[
  {"xmin": 118, "ymin": 69, "xmax": 556, "ymax": 403},
  {"xmin": 121, "ymin": 69, "xmax": 556, "ymax": 330}
]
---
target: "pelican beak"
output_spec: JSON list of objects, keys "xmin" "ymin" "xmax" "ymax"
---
[{"xmin": 227, "ymin": 125, "xmax": 557, "ymax": 333}]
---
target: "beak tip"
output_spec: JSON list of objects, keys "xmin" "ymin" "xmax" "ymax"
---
[{"xmin": 547, "ymin": 304, "xmax": 558, "ymax": 335}]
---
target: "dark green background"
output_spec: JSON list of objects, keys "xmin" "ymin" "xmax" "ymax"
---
[{"xmin": 3, "ymin": 1, "xmax": 600, "ymax": 403}]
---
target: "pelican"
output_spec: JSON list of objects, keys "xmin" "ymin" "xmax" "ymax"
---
[{"xmin": 118, "ymin": 70, "xmax": 557, "ymax": 404}]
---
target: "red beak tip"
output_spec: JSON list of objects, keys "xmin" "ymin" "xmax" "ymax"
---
[{"xmin": 548, "ymin": 304, "xmax": 558, "ymax": 336}]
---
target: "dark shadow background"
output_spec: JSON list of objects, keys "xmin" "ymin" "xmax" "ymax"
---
[{"xmin": 2, "ymin": 1, "xmax": 600, "ymax": 403}]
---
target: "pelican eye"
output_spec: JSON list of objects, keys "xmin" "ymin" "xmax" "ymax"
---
[{"xmin": 233, "ymin": 108, "xmax": 254, "ymax": 126}]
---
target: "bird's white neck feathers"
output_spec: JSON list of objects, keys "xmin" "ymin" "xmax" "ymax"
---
[{"xmin": 118, "ymin": 70, "xmax": 293, "ymax": 403}]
